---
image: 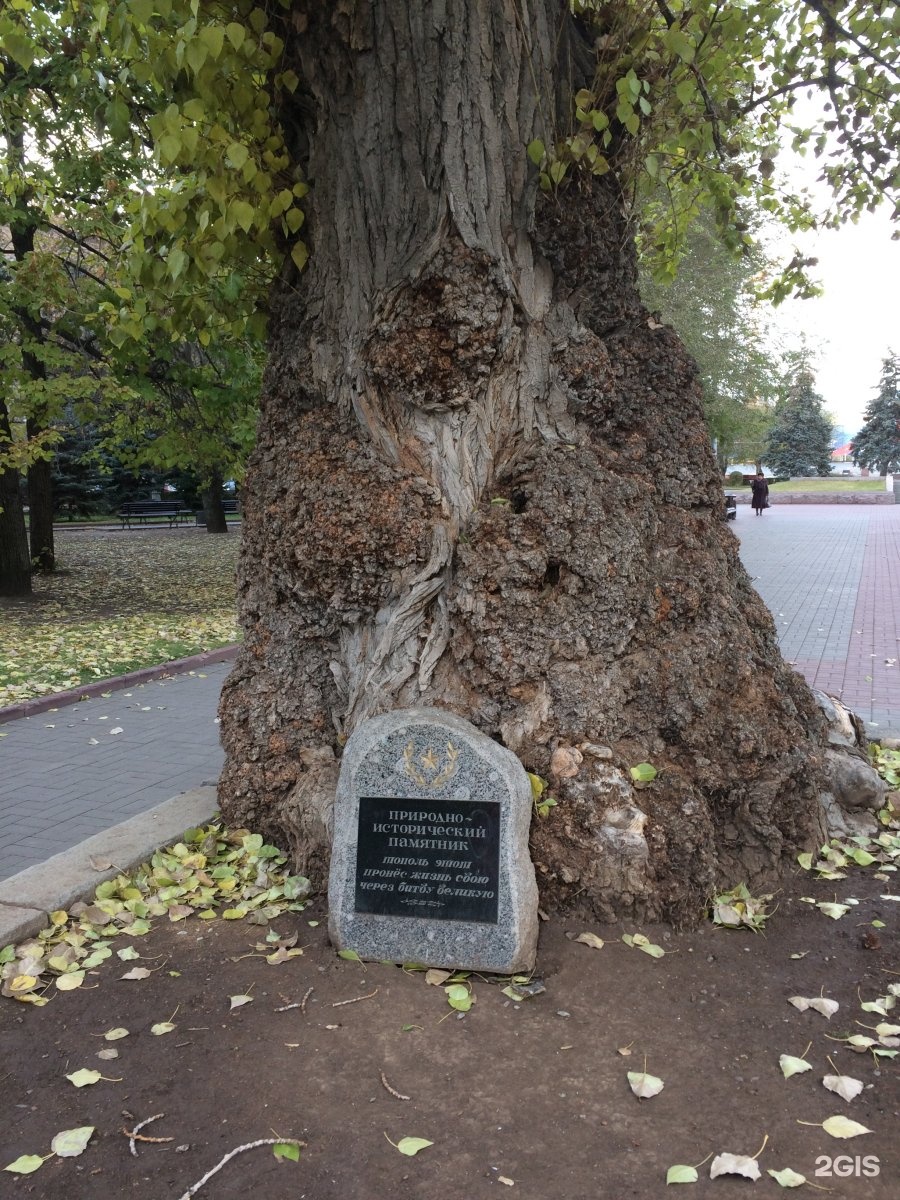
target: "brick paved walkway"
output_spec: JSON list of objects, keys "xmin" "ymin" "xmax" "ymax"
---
[
  {"xmin": 0, "ymin": 663, "xmax": 229, "ymax": 882},
  {"xmin": 735, "ymin": 505, "xmax": 900, "ymax": 735}
]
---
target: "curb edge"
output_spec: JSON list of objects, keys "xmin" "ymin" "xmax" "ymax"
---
[
  {"xmin": 0, "ymin": 787, "xmax": 218, "ymax": 947},
  {"xmin": 0, "ymin": 645, "xmax": 240, "ymax": 726}
]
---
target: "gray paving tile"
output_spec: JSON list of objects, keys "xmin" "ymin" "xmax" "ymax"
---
[
  {"xmin": 735, "ymin": 505, "xmax": 899, "ymax": 732},
  {"xmin": 1, "ymin": 662, "xmax": 231, "ymax": 881}
]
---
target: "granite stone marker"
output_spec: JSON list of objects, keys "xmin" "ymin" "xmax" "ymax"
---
[{"xmin": 328, "ymin": 708, "xmax": 538, "ymax": 972}]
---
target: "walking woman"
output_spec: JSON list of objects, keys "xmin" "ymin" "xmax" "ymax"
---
[{"xmin": 751, "ymin": 471, "xmax": 769, "ymax": 516}]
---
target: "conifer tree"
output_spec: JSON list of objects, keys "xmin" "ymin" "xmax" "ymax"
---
[
  {"xmin": 851, "ymin": 354, "xmax": 900, "ymax": 476},
  {"xmin": 765, "ymin": 368, "xmax": 834, "ymax": 477}
]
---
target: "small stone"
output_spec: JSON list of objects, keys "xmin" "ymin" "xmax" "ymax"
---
[
  {"xmin": 824, "ymin": 748, "xmax": 886, "ymax": 811},
  {"xmin": 550, "ymin": 744, "xmax": 583, "ymax": 778},
  {"xmin": 508, "ymin": 979, "xmax": 545, "ymax": 1000},
  {"xmin": 579, "ymin": 742, "xmax": 613, "ymax": 759}
]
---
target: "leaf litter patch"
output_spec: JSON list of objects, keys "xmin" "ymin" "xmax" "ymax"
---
[
  {"xmin": 0, "ymin": 529, "xmax": 239, "ymax": 705},
  {"xmin": 1, "ymin": 823, "xmax": 310, "ymax": 1007}
]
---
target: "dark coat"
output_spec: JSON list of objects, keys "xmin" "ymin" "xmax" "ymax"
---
[{"xmin": 751, "ymin": 478, "xmax": 769, "ymax": 511}]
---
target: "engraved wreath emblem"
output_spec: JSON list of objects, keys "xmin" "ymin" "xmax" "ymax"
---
[{"xmin": 402, "ymin": 739, "xmax": 460, "ymax": 789}]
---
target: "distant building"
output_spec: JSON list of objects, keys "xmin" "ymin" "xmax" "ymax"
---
[{"xmin": 829, "ymin": 442, "xmax": 867, "ymax": 476}]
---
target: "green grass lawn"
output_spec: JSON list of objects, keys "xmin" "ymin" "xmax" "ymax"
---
[
  {"xmin": 731, "ymin": 478, "xmax": 886, "ymax": 493},
  {"xmin": 0, "ymin": 530, "xmax": 240, "ymax": 707}
]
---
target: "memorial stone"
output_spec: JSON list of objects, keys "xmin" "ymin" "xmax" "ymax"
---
[{"xmin": 328, "ymin": 708, "xmax": 538, "ymax": 972}]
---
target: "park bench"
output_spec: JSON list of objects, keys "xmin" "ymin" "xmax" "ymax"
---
[{"xmin": 118, "ymin": 501, "xmax": 193, "ymax": 528}]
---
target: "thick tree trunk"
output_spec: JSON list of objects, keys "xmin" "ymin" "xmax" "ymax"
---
[
  {"xmin": 219, "ymin": 0, "xmax": 833, "ymax": 923},
  {"xmin": 26, "ymin": 419, "xmax": 55, "ymax": 574},
  {"xmin": 0, "ymin": 397, "xmax": 31, "ymax": 597},
  {"xmin": 8, "ymin": 127, "xmax": 55, "ymax": 576},
  {"xmin": 201, "ymin": 468, "xmax": 228, "ymax": 534}
]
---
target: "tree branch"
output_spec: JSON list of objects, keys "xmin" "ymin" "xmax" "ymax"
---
[
  {"xmin": 46, "ymin": 224, "xmax": 113, "ymax": 263},
  {"xmin": 802, "ymin": 0, "xmax": 900, "ymax": 79},
  {"xmin": 741, "ymin": 75, "xmax": 831, "ymax": 114},
  {"xmin": 655, "ymin": 0, "xmax": 725, "ymax": 160}
]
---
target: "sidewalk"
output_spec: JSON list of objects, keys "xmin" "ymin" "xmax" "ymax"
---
[
  {"xmin": 0, "ymin": 662, "xmax": 230, "ymax": 882},
  {"xmin": 734, "ymin": 504, "xmax": 899, "ymax": 735},
  {"xmin": 1, "ymin": 504, "xmax": 897, "ymax": 886}
]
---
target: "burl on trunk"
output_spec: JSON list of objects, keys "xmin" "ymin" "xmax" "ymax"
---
[{"xmin": 218, "ymin": 0, "xmax": 839, "ymax": 924}]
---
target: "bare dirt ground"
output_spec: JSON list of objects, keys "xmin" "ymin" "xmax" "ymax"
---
[{"xmin": 2, "ymin": 861, "xmax": 898, "ymax": 1200}]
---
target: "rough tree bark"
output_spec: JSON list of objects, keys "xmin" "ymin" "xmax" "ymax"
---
[
  {"xmin": 218, "ymin": 0, "xmax": 845, "ymax": 924},
  {"xmin": 26, "ymin": 419, "xmax": 55, "ymax": 574},
  {"xmin": 0, "ymin": 395, "xmax": 31, "ymax": 597},
  {"xmin": 8, "ymin": 122, "xmax": 55, "ymax": 576}
]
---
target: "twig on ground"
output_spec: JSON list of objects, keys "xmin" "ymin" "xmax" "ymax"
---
[
  {"xmin": 380, "ymin": 1071, "xmax": 410, "ymax": 1101},
  {"xmin": 332, "ymin": 987, "xmax": 378, "ymax": 1007},
  {"xmin": 123, "ymin": 1113, "xmax": 171, "ymax": 1158},
  {"xmin": 275, "ymin": 988, "xmax": 314, "ymax": 1012},
  {"xmin": 177, "ymin": 1138, "xmax": 305, "ymax": 1198}
]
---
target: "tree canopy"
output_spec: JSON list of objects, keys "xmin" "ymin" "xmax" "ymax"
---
[
  {"xmin": 851, "ymin": 352, "xmax": 900, "ymax": 475},
  {"xmin": 2, "ymin": 0, "xmax": 897, "ymax": 408},
  {"xmin": 5, "ymin": 1, "xmax": 895, "ymax": 318},
  {"xmin": 0, "ymin": 0, "xmax": 269, "ymax": 588}
]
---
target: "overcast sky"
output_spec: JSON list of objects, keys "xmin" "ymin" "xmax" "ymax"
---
[
  {"xmin": 774, "ymin": 208, "xmax": 899, "ymax": 440},
  {"xmin": 769, "ymin": 95, "xmax": 899, "ymax": 441}
]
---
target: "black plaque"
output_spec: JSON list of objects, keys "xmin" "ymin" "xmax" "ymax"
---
[{"xmin": 354, "ymin": 796, "xmax": 500, "ymax": 924}]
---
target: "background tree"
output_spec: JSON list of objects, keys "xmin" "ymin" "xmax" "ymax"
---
[
  {"xmin": 46, "ymin": 411, "xmax": 185, "ymax": 519},
  {"xmin": 0, "ymin": 385, "xmax": 31, "ymax": 596},
  {"xmin": 639, "ymin": 211, "xmax": 780, "ymax": 471},
  {"xmin": 0, "ymin": 0, "xmax": 136, "ymax": 579},
  {"xmin": 50, "ymin": 414, "xmax": 109, "ymax": 520},
  {"xmin": 97, "ymin": 337, "xmax": 260, "ymax": 532},
  {"xmin": 0, "ymin": 0, "xmax": 274, "ymax": 592},
  {"xmin": 851, "ymin": 352, "xmax": 900, "ymax": 476},
  {"xmin": 765, "ymin": 364, "xmax": 834, "ymax": 477}
]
